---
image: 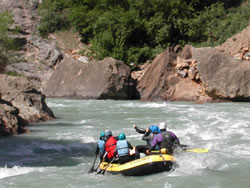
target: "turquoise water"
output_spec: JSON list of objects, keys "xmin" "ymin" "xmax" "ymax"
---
[{"xmin": 0, "ymin": 99, "xmax": 250, "ymax": 188}]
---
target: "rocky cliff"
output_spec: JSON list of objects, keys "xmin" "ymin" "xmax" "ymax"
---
[
  {"xmin": 0, "ymin": 74, "xmax": 54, "ymax": 136},
  {"xmin": 135, "ymin": 44, "xmax": 250, "ymax": 102},
  {"xmin": 0, "ymin": 0, "xmax": 56, "ymax": 136}
]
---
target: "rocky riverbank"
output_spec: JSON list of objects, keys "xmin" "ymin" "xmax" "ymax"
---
[
  {"xmin": 0, "ymin": 74, "xmax": 54, "ymax": 136},
  {"xmin": 0, "ymin": 0, "xmax": 249, "ymax": 136}
]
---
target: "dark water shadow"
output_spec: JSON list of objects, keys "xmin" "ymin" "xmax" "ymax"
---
[{"xmin": 0, "ymin": 135, "xmax": 97, "ymax": 168}]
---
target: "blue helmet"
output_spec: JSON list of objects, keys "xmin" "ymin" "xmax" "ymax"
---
[
  {"xmin": 118, "ymin": 133, "xmax": 126, "ymax": 140},
  {"xmin": 149, "ymin": 125, "xmax": 160, "ymax": 134},
  {"xmin": 100, "ymin": 131, "xmax": 105, "ymax": 138}
]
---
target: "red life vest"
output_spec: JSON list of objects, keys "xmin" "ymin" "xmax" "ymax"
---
[{"xmin": 105, "ymin": 136, "xmax": 117, "ymax": 159}]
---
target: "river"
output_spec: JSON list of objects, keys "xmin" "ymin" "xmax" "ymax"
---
[{"xmin": 0, "ymin": 98, "xmax": 249, "ymax": 188}]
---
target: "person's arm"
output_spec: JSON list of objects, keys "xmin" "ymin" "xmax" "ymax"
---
[
  {"xmin": 127, "ymin": 141, "xmax": 133, "ymax": 149},
  {"xmin": 133, "ymin": 124, "xmax": 146, "ymax": 134},
  {"xmin": 142, "ymin": 128, "xmax": 151, "ymax": 140},
  {"xmin": 170, "ymin": 132, "xmax": 180, "ymax": 145},
  {"xmin": 142, "ymin": 133, "xmax": 151, "ymax": 141}
]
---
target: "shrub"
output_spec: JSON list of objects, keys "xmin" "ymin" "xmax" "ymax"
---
[
  {"xmin": 0, "ymin": 11, "xmax": 14, "ymax": 49},
  {"xmin": 38, "ymin": 0, "xmax": 250, "ymax": 64},
  {"xmin": 38, "ymin": 0, "xmax": 70, "ymax": 36}
]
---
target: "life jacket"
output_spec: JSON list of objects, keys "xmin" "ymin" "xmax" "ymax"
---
[
  {"xmin": 160, "ymin": 131, "xmax": 174, "ymax": 149},
  {"xmin": 116, "ymin": 140, "xmax": 129, "ymax": 157},
  {"xmin": 97, "ymin": 139, "xmax": 105, "ymax": 156},
  {"xmin": 105, "ymin": 136, "xmax": 117, "ymax": 159}
]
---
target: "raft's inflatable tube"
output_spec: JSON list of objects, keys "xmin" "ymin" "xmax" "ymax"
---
[{"xmin": 99, "ymin": 154, "xmax": 176, "ymax": 176}]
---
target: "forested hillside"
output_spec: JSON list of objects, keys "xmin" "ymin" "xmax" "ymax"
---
[{"xmin": 33, "ymin": 0, "xmax": 250, "ymax": 64}]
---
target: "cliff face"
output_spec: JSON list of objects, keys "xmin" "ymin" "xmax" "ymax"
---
[
  {"xmin": 0, "ymin": 74, "xmax": 55, "ymax": 136},
  {"xmin": 136, "ymin": 44, "xmax": 250, "ymax": 103},
  {"xmin": 193, "ymin": 47, "xmax": 250, "ymax": 101},
  {"xmin": 0, "ymin": 0, "xmax": 56, "ymax": 136},
  {"xmin": 0, "ymin": 0, "xmax": 63, "ymax": 87}
]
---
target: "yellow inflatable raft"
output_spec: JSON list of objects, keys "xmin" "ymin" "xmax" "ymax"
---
[{"xmin": 99, "ymin": 154, "xmax": 176, "ymax": 176}]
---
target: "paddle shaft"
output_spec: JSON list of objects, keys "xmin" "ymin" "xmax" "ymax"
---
[
  {"xmin": 100, "ymin": 157, "xmax": 116, "ymax": 175},
  {"xmin": 178, "ymin": 144, "xmax": 208, "ymax": 153},
  {"xmin": 88, "ymin": 154, "xmax": 98, "ymax": 173},
  {"xmin": 94, "ymin": 160, "xmax": 102, "ymax": 171},
  {"xmin": 184, "ymin": 148, "xmax": 209, "ymax": 153}
]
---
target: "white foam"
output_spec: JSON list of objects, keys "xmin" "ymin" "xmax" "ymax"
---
[
  {"xmin": 47, "ymin": 102, "xmax": 66, "ymax": 108},
  {"xmin": 81, "ymin": 136, "xmax": 96, "ymax": 143},
  {"xmin": 139, "ymin": 102, "xmax": 168, "ymax": 108},
  {"xmin": 174, "ymin": 153, "xmax": 208, "ymax": 176},
  {"xmin": 119, "ymin": 102, "xmax": 169, "ymax": 108},
  {"xmin": 72, "ymin": 120, "xmax": 87, "ymax": 125},
  {"xmin": 0, "ymin": 166, "xmax": 43, "ymax": 180},
  {"xmin": 164, "ymin": 181, "xmax": 173, "ymax": 188}
]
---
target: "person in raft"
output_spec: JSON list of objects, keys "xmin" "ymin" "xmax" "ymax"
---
[
  {"xmin": 137, "ymin": 126, "xmax": 160, "ymax": 154},
  {"xmin": 103, "ymin": 130, "xmax": 118, "ymax": 162},
  {"xmin": 115, "ymin": 133, "xmax": 138, "ymax": 164},
  {"xmin": 148, "ymin": 122, "xmax": 180, "ymax": 155},
  {"xmin": 133, "ymin": 124, "xmax": 160, "ymax": 154},
  {"xmin": 95, "ymin": 131, "xmax": 106, "ymax": 161},
  {"xmin": 133, "ymin": 124, "xmax": 160, "ymax": 146}
]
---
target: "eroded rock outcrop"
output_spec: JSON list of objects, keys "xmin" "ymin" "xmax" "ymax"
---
[
  {"xmin": 43, "ymin": 57, "xmax": 139, "ymax": 100},
  {"xmin": 0, "ymin": 98, "xmax": 28, "ymax": 136},
  {"xmin": 136, "ymin": 46, "xmax": 206, "ymax": 101},
  {"xmin": 136, "ymin": 45, "xmax": 250, "ymax": 102},
  {"xmin": 1, "ymin": 0, "xmax": 63, "ymax": 88},
  {"xmin": 192, "ymin": 47, "xmax": 250, "ymax": 101},
  {"xmin": 0, "ymin": 74, "xmax": 54, "ymax": 125}
]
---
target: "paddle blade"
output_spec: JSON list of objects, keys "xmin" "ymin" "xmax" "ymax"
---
[
  {"xmin": 185, "ymin": 148, "xmax": 209, "ymax": 153},
  {"xmin": 88, "ymin": 167, "xmax": 94, "ymax": 174},
  {"xmin": 97, "ymin": 170, "xmax": 103, "ymax": 174}
]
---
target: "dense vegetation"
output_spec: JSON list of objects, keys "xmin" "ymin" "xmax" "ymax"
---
[{"xmin": 38, "ymin": 0, "xmax": 250, "ymax": 65}]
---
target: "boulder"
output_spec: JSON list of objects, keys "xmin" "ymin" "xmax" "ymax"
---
[
  {"xmin": 137, "ymin": 47, "xmax": 203, "ymax": 101},
  {"xmin": 0, "ymin": 74, "xmax": 54, "ymax": 123},
  {"xmin": 0, "ymin": 98, "xmax": 28, "ymax": 136},
  {"xmin": 137, "ymin": 45, "xmax": 250, "ymax": 102},
  {"xmin": 191, "ymin": 47, "xmax": 250, "ymax": 101},
  {"xmin": 43, "ymin": 57, "xmax": 139, "ymax": 99}
]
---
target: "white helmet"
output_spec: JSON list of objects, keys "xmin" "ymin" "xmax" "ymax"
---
[{"xmin": 159, "ymin": 122, "xmax": 167, "ymax": 130}]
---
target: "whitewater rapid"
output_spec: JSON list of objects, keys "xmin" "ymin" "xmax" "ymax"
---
[{"xmin": 0, "ymin": 99, "xmax": 249, "ymax": 188}]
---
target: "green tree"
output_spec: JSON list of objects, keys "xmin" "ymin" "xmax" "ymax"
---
[{"xmin": 38, "ymin": 0, "xmax": 250, "ymax": 64}]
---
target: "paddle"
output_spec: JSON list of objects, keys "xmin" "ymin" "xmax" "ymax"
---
[
  {"xmin": 178, "ymin": 144, "xmax": 209, "ymax": 153},
  {"xmin": 184, "ymin": 148, "xmax": 209, "ymax": 153},
  {"xmin": 88, "ymin": 154, "xmax": 98, "ymax": 173},
  {"xmin": 97, "ymin": 157, "xmax": 116, "ymax": 175},
  {"xmin": 94, "ymin": 161, "xmax": 102, "ymax": 172}
]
